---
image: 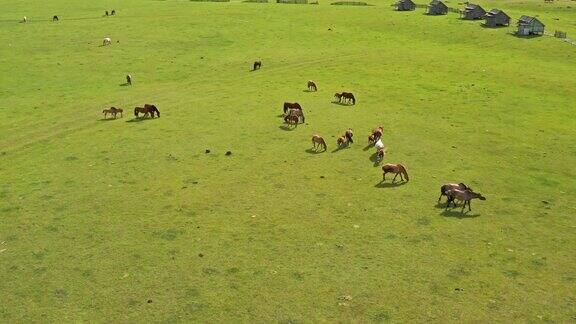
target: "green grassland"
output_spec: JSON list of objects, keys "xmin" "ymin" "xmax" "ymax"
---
[{"xmin": 1, "ymin": 0, "xmax": 575, "ymax": 322}]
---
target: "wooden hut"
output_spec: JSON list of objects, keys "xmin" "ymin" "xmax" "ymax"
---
[
  {"xmin": 460, "ymin": 3, "xmax": 486, "ymax": 20},
  {"xmin": 427, "ymin": 0, "xmax": 448, "ymax": 15},
  {"xmin": 396, "ymin": 0, "xmax": 416, "ymax": 11},
  {"xmin": 484, "ymin": 9, "xmax": 510, "ymax": 27},
  {"xmin": 516, "ymin": 16, "xmax": 545, "ymax": 35}
]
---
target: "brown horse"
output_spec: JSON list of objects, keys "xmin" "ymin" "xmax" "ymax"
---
[
  {"xmin": 312, "ymin": 135, "xmax": 327, "ymax": 151},
  {"xmin": 102, "ymin": 107, "xmax": 123, "ymax": 119},
  {"xmin": 341, "ymin": 92, "xmax": 356, "ymax": 105},
  {"xmin": 382, "ymin": 164, "xmax": 409, "ymax": 182},
  {"xmin": 286, "ymin": 108, "xmax": 305, "ymax": 123},
  {"xmin": 134, "ymin": 104, "xmax": 160, "ymax": 118},
  {"xmin": 307, "ymin": 80, "xmax": 317, "ymax": 91},
  {"xmin": 376, "ymin": 147, "xmax": 385, "ymax": 162},
  {"xmin": 368, "ymin": 126, "xmax": 383, "ymax": 144},
  {"xmin": 438, "ymin": 183, "xmax": 471, "ymax": 203},
  {"xmin": 284, "ymin": 115, "xmax": 299, "ymax": 125},
  {"xmin": 337, "ymin": 129, "xmax": 354, "ymax": 147},
  {"xmin": 283, "ymin": 102, "xmax": 302, "ymax": 114},
  {"xmin": 345, "ymin": 128, "xmax": 354, "ymax": 143},
  {"xmin": 253, "ymin": 60, "xmax": 262, "ymax": 71},
  {"xmin": 445, "ymin": 188, "xmax": 485, "ymax": 212}
]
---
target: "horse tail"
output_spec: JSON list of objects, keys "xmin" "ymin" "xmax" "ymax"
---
[{"xmin": 399, "ymin": 164, "xmax": 409, "ymax": 181}]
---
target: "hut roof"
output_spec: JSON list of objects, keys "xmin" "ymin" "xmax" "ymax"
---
[
  {"xmin": 429, "ymin": 0, "xmax": 447, "ymax": 7},
  {"xmin": 486, "ymin": 8, "xmax": 509, "ymax": 18},
  {"xmin": 398, "ymin": 0, "xmax": 415, "ymax": 3},
  {"xmin": 518, "ymin": 15, "xmax": 544, "ymax": 26}
]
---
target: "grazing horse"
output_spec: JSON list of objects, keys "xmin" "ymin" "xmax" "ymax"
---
[
  {"xmin": 126, "ymin": 74, "xmax": 132, "ymax": 85},
  {"xmin": 103, "ymin": 107, "xmax": 123, "ymax": 119},
  {"xmin": 368, "ymin": 126, "xmax": 383, "ymax": 144},
  {"xmin": 287, "ymin": 109, "xmax": 305, "ymax": 123},
  {"xmin": 307, "ymin": 80, "xmax": 317, "ymax": 91},
  {"xmin": 111, "ymin": 9, "xmax": 116, "ymax": 15},
  {"xmin": 438, "ymin": 183, "xmax": 471, "ymax": 203},
  {"xmin": 445, "ymin": 189, "xmax": 486, "ymax": 212},
  {"xmin": 105, "ymin": 10, "xmax": 109, "ymax": 16},
  {"xmin": 134, "ymin": 104, "xmax": 160, "ymax": 118},
  {"xmin": 382, "ymin": 163, "xmax": 409, "ymax": 182},
  {"xmin": 345, "ymin": 128, "xmax": 354, "ymax": 143},
  {"xmin": 283, "ymin": 102, "xmax": 302, "ymax": 114},
  {"xmin": 52, "ymin": 15, "xmax": 59, "ymax": 22},
  {"xmin": 103, "ymin": 37, "xmax": 112, "ymax": 46},
  {"xmin": 341, "ymin": 92, "xmax": 356, "ymax": 105},
  {"xmin": 284, "ymin": 115, "xmax": 299, "ymax": 125},
  {"xmin": 311, "ymin": 135, "xmax": 327, "ymax": 151},
  {"xmin": 253, "ymin": 60, "xmax": 262, "ymax": 71}
]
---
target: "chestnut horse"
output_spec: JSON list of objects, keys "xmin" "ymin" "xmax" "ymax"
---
[
  {"xmin": 134, "ymin": 104, "xmax": 160, "ymax": 118},
  {"xmin": 445, "ymin": 189, "xmax": 486, "ymax": 212},
  {"xmin": 368, "ymin": 126, "xmax": 383, "ymax": 144},
  {"xmin": 312, "ymin": 135, "xmax": 327, "ymax": 151},
  {"xmin": 103, "ymin": 107, "xmax": 123, "ymax": 119},
  {"xmin": 382, "ymin": 164, "xmax": 409, "ymax": 182},
  {"xmin": 337, "ymin": 129, "xmax": 354, "ymax": 147}
]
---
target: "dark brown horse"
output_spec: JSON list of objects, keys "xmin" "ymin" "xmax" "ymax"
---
[
  {"xmin": 368, "ymin": 126, "xmax": 383, "ymax": 144},
  {"xmin": 286, "ymin": 109, "xmax": 305, "ymax": 123},
  {"xmin": 134, "ymin": 104, "xmax": 160, "ymax": 118},
  {"xmin": 103, "ymin": 107, "xmax": 123, "ymax": 119},
  {"xmin": 283, "ymin": 102, "xmax": 302, "ymax": 114},
  {"xmin": 334, "ymin": 93, "xmax": 343, "ymax": 102},
  {"xmin": 438, "ymin": 183, "xmax": 471, "ymax": 203},
  {"xmin": 253, "ymin": 60, "xmax": 262, "ymax": 71},
  {"xmin": 341, "ymin": 92, "xmax": 356, "ymax": 105}
]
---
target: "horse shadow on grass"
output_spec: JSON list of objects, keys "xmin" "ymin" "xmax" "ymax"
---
[
  {"xmin": 302, "ymin": 90, "xmax": 316, "ymax": 93},
  {"xmin": 369, "ymin": 152, "xmax": 383, "ymax": 167},
  {"xmin": 331, "ymin": 145, "xmax": 351, "ymax": 153},
  {"xmin": 279, "ymin": 125, "xmax": 297, "ymax": 131},
  {"xmin": 374, "ymin": 180, "xmax": 407, "ymax": 188},
  {"xmin": 119, "ymin": 82, "xmax": 130, "ymax": 87},
  {"xmin": 305, "ymin": 148, "xmax": 325, "ymax": 155},
  {"xmin": 126, "ymin": 117, "xmax": 159, "ymax": 123},
  {"xmin": 440, "ymin": 209, "xmax": 481, "ymax": 219}
]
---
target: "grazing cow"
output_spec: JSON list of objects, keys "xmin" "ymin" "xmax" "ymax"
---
[
  {"xmin": 253, "ymin": 60, "xmax": 261, "ymax": 71},
  {"xmin": 311, "ymin": 135, "xmax": 327, "ymax": 151},
  {"xmin": 53, "ymin": 15, "xmax": 59, "ymax": 22},
  {"xmin": 103, "ymin": 37, "xmax": 112, "ymax": 46},
  {"xmin": 438, "ymin": 183, "xmax": 471, "ymax": 203},
  {"xmin": 382, "ymin": 163, "xmax": 409, "ymax": 182},
  {"xmin": 445, "ymin": 189, "xmax": 486, "ymax": 212}
]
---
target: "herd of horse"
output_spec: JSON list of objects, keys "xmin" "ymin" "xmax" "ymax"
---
[
  {"xmin": 279, "ymin": 79, "xmax": 485, "ymax": 213},
  {"xmin": 102, "ymin": 104, "xmax": 159, "ymax": 119}
]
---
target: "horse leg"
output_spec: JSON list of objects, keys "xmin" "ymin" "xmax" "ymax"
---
[
  {"xmin": 382, "ymin": 172, "xmax": 386, "ymax": 181},
  {"xmin": 468, "ymin": 200, "xmax": 472, "ymax": 212},
  {"xmin": 392, "ymin": 173, "xmax": 399, "ymax": 183}
]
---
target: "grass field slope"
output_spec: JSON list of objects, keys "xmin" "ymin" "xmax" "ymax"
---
[{"xmin": 1, "ymin": 0, "xmax": 575, "ymax": 322}]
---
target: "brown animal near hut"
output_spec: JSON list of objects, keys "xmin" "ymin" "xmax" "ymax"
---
[
  {"xmin": 102, "ymin": 107, "xmax": 123, "ymax": 119},
  {"xmin": 445, "ymin": 188, "xmax": 486, "ymax": 212},
  {"xmin": 253, "ymin": 60, "xmax": 262, "ymax": 71},
  {"xmin": 438, "ymin": 183, "xmax": 471, "ymax": 203},
  {"xmin": 307, "ymin": 80, "xmax": 317, "ymax": 91},
  {"xmin": 382, "ymin": 163, "xmax": 409, "ymax": 182},
  {"xmin": 283, "ymin": 102, "xmax": 302, "ymax": 114},
  {"xmin": 134, "ymin": 104, "xmax": 160, "ymax": 118},
  {"xmin": 311, "ymin": 134, "xmax": 327, "ymax": 151}
]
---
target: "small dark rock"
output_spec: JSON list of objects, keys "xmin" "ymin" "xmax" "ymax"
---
[
  {"xmin": 225, "ymin": 151, "xmax": 232, "ymax": 156},
  {"xmin": 320, "ymin": 176, "xmax": 325, "ymax": 179},
  {"xmin": 205, "ymin": 149, "xmax": 210, "ymax": 154}
]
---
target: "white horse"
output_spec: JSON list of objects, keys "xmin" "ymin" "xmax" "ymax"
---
[{"xmin": 103, "ymin": 37, "xmax": 112, "ymax": 46}]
